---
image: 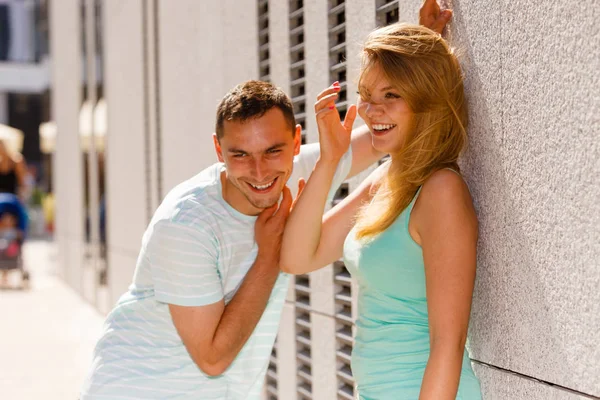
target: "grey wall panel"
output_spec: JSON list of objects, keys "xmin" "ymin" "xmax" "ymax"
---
[
  {"xmin": 310, "ymin": 312, "xmax": 338, "ymax": 400},
  {"xmin": 158, "ymin": 0, "xmax": 224, "ymax": 193},
  {"xmin": 304, "ymin": 0, "xmax": 329, "ymax": 144},
  {"xmin": 269, "ymin": 0, "xmax": 290, "ymax": 92},
  {"xmin": 276, "ymin": 303, "xmax": 298, "ymax": 400},
  {"xmin": 222, "ymin": 0, "xmax": 259, "ymax": 86},
  {"xmin": 345, "ymin": 0, "xmax": 375, "ymax": 113},
  {"xmin": 108, "ymin": 251, "xmax": 138, "ymax": 307},
  {"xmin": 49, "ymin": 0, "xmax": 84, "ymax": 290},
  {"xmin": 103, "ymin": 0, "xmax": 148, "ymax": 276},
  {"xmin": 474, "ymin": 363, "xmax": 590, "ymax": 400},
  {"xmin": 159, "ymin": 0, "xmax": 258, "ymax": 194}
]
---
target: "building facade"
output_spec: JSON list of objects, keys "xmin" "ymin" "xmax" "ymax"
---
[{"xmin": 49, "ymin": 0, "xmax": 599, "ymax": 399}]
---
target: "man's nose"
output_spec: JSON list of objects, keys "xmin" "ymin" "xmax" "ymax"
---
[{"xmin": 251, "ymin": 157, "xmax": 269, "ymax": 181}]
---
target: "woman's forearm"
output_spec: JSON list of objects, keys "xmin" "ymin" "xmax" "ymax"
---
[
  {"xmin": 419, "ymin": 346, "xmax": 464, "ymax": 400},
  {"xmin": 280, "ymin": 157, "xmax": 339, "ymax": 274}
]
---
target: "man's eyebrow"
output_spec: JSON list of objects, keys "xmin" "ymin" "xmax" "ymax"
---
[
  {"xmin": 265, "ymin": 143, "xmax": 286, "ymax": 151},
  {"xmin": 227, "ymin": 143, "xmax": 287, "ymax": 154}
]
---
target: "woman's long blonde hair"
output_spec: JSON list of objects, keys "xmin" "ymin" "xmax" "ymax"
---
[{"xmin": 354, "ymin": 23, "xmax": 468, "ymax": 240}]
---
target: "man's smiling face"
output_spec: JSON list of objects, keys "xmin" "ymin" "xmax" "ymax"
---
[{"xmin": 214, "ymin": 107, "xmax": 301, "ymax": 216}]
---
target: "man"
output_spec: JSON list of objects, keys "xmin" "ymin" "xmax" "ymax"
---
[{"xmin": 81, "ymin": 80, "xmax": 381, "ymax": 399}]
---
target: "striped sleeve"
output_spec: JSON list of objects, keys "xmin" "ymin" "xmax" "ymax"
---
[{"xmin": 146, "ymin": 220, "xmax": 223, "ymax": 306}]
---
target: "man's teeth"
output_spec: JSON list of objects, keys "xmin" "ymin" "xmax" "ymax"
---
[
  {"xmin": 372, "ymin": 124, "xmax": 396, "ymax": 131},
  {"xmin": 250, "ymin": 180, "xmax": 275, "ymax": 190}
]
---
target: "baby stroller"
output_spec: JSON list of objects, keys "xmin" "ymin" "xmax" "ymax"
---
[{"xmin": 0, "ymin": 193, "xmax": 29, "ymax": 289}]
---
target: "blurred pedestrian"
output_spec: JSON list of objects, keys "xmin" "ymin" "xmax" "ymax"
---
[{"xmin": 0, "ymin": 139, "xmax": 27, "ymax": 199}]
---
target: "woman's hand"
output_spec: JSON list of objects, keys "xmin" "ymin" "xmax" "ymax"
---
[
  {"xmin": 314, "ymin": 82, "xmax": 357, "ymax": 164},
  {"xmin": 419, "ymin": 0, "xmax": 453, "ymax": 35}
]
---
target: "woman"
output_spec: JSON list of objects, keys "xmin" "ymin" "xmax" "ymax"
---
[
  {"xmin": 0, "ymin": 139, "xmax": 26, "ymax": 197},
  {"xmin": 0, "ymin": 139, "xmax": 27, "ymax": 285},
  {"xmin": 280, "ymin": 18, "xmax": 482, "ymax": 400}
]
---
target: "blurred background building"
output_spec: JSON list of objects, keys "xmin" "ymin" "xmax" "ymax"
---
[
  {"xmin": 0, "ymin": 0, "xmax": 50, "ymax": 237},
  {"xmin": 34, "ymin": 0, "xmax": 599, "ymax": 399}
]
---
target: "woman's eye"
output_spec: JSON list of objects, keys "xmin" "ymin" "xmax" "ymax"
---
[{"xmin": 385, "ymin": 92, "xmax": 400, "ymax": 99}]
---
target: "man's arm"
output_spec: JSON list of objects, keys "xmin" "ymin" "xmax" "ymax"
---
[
  {"xmin": 159, "ymin": 188, "xmax": 293, "ymax": 377},
  {"xmin": 169, "ymin": 250, "xmax": 280, "ymax": 376},
  {"xmin": 348, "ymin": 123, "xmax": 385, "ymax": 178}
]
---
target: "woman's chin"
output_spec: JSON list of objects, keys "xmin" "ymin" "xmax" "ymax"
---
[{"xmin": 372, "ymin": 141, "xmax": 395, "ymax": 155}]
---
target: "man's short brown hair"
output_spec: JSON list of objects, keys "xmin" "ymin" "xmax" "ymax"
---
[{"xmin": 215, "ymin": 80, "xmax": 296, "ymax": 140}]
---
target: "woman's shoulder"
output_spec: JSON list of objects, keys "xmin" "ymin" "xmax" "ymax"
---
[
  {"xmin": 421, "ymin": 168, "xmax": 469, "ymax": 200},
  {"xmin": 413, "ymin": 168, "xmax": 477, "ymax": 229}
]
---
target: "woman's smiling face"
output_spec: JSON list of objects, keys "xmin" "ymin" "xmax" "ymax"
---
[{"xmin": 357, "ymin": 62, "xmax": 415, "ymax": 154}]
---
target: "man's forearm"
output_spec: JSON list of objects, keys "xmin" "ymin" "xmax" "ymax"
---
[
  {"xmin": 208, "ymin": 252, "xmax": 280, "ymax": 372},
  {"xmin": 348, "ymin": 124, "xmax": 385, "ymax": 178}
]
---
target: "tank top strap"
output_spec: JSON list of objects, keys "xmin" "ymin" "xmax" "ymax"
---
[
  {"xmin": 444, "ymin": 167, "xmax": 461, "ymax": 176},
  {"xmin": 406, "ymin": 167, "xmax": 461, "ymax": 215},
  {"xmin": 406, "ymin": 186, "xmax": 423, "ymax": 215}
]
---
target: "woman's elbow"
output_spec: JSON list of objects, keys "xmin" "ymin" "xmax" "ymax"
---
[
  {"xmin": 280, "ymin": 259, "xmax": 306, "ymax": 274},
  {"xmin": 430, "ymin": 332, "xmax": 468, "ymax": 355}
]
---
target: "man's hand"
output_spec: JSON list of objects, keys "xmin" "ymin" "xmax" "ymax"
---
[
  {"xmin": 314, "ymin": 82, "xmax": 358, "ymax": 164},
  {"xmin": 419, "ymin": 0, "xmax": 453, "ymax": 35},
  {"xmin": 255, "ymin": 186, "xmax": 293, "ymax": 263}
]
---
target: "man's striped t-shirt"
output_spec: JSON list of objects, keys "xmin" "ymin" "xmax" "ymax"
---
[{"xmin": 81, "ymin": 143, "xmax": 352, "ymax": 399}]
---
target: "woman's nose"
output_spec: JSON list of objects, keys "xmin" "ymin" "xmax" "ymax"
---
[{"xmin": 364, "ymin": 101, "xmax": 383, "ymax": 118}]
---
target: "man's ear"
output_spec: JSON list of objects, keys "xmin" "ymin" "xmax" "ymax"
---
[
  {"xmin": 293, "ymin": 124, "xmax": 302, "ymax": 156},
  {"xmin": 213, "ymin": 133, "xmax": 225, "ymax": 162}
]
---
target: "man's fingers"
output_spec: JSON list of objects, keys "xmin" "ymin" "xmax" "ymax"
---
[
  {"xmin": 431, "ymin": 11, "xmax": 452, "ymax": 34},
  {"xmin": 343, "ymin": 104, "xmax": 358, "ymax": 131},
  {"xmin": 419, "ymin": 0, "xmax": 439, "ymax": 18},
  {"xmin": 257, "ymin": 202, "xmax": 278, "ymax": 222},
  {"xmin": 275, "ymin": 186, "xmax": 293, "ymax": 218},
  {"xmin": 291, "ymin": 178, "xmax": 306, "ymax": 209},
  {"xmin": 298, "ymin": 178, "xmax": 306, "ymax": 195}
]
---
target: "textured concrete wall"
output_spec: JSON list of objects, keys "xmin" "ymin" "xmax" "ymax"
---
[
  {"xmin": 103, "ymin": 0, "xmax": 149, "ymax": 303},
  {"xmin": 49, "ymin": 0, "xmax": 85, "ymax": 293},
  {"xmin": 474, "ymin": 363, "xmax": 590, "ymax": 400},
  {"xmin": 450, "ymin": 0, "xmax": 600, "ymax": 397}
]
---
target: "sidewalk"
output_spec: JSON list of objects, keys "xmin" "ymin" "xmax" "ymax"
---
[{"xmin": 0, "ymin": 239, "xmax": 104, "ymax": 400}]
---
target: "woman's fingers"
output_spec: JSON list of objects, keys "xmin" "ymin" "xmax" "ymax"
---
[
  {"xmin": 343, "ymin": 104, "xmax": 358, "ymax": 132},
  {"xmin": 314, "ymin": 93, "xmax": 339, "ymax": 113},
  {"xmin": 316, "ymin": 82, "xmax": 341, "ymax": 101}
]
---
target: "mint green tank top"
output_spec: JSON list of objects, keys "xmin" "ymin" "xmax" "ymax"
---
[{"xmin": 343, "ymin": 186, "xmax": 482, "ymax": 400}]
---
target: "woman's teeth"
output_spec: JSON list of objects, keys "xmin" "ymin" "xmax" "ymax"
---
[
  {"xmin": 250, "ymin": 180, "xmax": 275, "ymax": 190},
  {"xmin": 372, "ymin": 124, "xmax": 396, "ymax": 131}
]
